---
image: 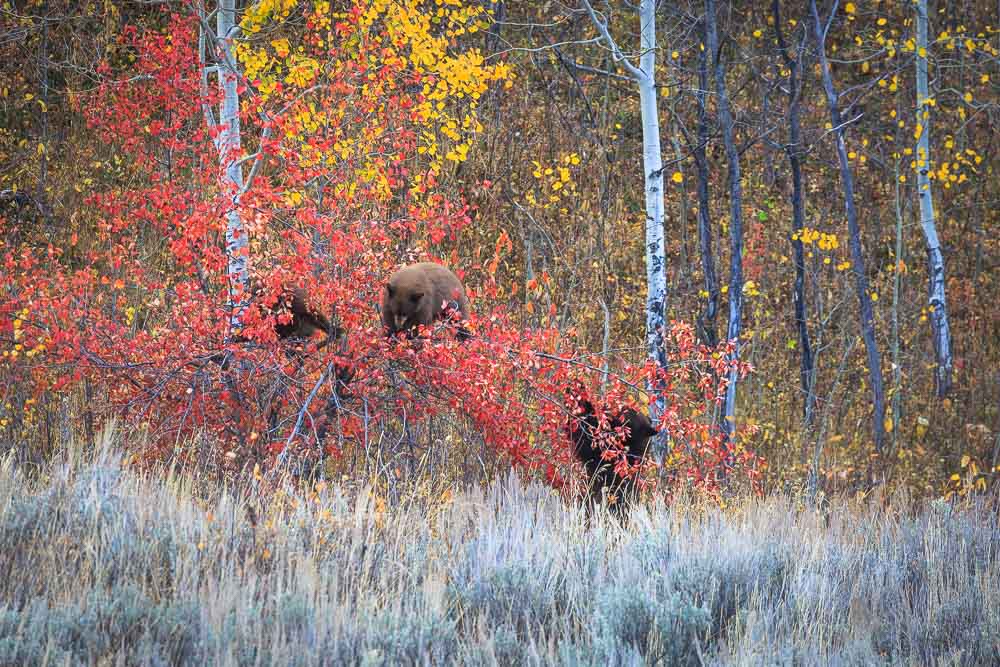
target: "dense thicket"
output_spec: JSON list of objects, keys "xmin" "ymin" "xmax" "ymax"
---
[{"xmin": 1, "ymin": 0, "xmax": 997, "ymax": 497}]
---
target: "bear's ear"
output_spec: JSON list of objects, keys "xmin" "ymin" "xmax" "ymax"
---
[
  {"xmin": 386, "ymin": 283, "xmax": 395, "ymax": 296},
  {"xmin": 409, "ymin": 291, "xmax": 424, "ymax": 302}
]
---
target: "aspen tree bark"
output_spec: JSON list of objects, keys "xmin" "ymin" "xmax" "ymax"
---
[
  {"xmin": 810, "ymin": 0, "xmax": 887, "ymax": 453},
  {"xmin": 705, "ymin": 0, "xmax": 744, "ymax": 447},
  {"xmin": 773, "ymin": 0, "xmax": 816, "ymax": 426},
  {"xmin": 200, "ymin": 0, "xmax": 249, "ymax": 335},
  {"xmin": 581, "ymin": 0, "xmax": 668, "ymax": 451},
  {"xmin": 914, "ymin": 0, "xmax": 953, "ymax": 397},
  {"xmin": 216, "ymin": 0, "xmax": 249, "ymax": 334}
]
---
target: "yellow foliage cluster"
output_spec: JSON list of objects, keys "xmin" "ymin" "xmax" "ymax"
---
[
  {"xmin": 792, "ymin": 227, "xmax": 839, "ymax": 251},
  {"xmin": 933, "ymin": 143, "xmax": 982, "ymax": 189},
  {"xmin": 525, "ymin": 153, "xmax": 580, "ymax": 208},
  {"xmin": 236, "ymin": 0, "xmax": 510, "ymax": 199}
]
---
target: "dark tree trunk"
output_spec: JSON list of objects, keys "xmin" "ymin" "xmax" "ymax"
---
[
  {"xmin": 705, "ymin": 0, "xmax": 744, "ymax": 448},
  {"xmin": 773, "ymin": 0, "xmax": 816, "ymax": 426},
  {"xmin": 695, "ymin": 19, "xmax": 719, "ymax": 348},
  {"xmin": 810, "ymin": 0, "xmax": 887, "ymax": 453}
]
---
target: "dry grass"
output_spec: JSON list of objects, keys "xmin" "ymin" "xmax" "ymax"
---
[{"xmin": 1, "ymin": 426, "xmax": 999, "ymax": 666}]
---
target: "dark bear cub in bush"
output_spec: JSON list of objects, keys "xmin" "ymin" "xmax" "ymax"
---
[
  {"xmin": 220, "ymin": 284, "xmax": 350, "ymax": 383},
  {"xmin": 258, "ymin": 286, "xmax": 355, "ymax": 389},
  {"xmin": 263, "ymin": 286, "xmax": 333, "ymax": 344},
  {"xmin": 381, "ymin": 262, "xmax": 471, "ymax": 340},
  {"xmin": 567, "ymin": 396, "xmax": 657, "ymax": 521}
]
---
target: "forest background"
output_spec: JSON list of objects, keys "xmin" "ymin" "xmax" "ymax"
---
[{"xmin": 1, "ymin": 0, "xmax": 998, "ymax": 501}]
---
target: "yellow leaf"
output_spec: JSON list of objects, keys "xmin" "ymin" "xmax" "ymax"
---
[
  {"xmin": 671, "ymin": 171, "xmax": 683, "ymax": 184},
  {"xmin": 845, "ymin": 2, "xmax": 856, "ymax": 14},
  {"xmin": 884, "ymin": 416, "xmax": 894, "ymax": 433}
]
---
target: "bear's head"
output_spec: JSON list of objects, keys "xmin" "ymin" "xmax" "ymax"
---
[{"xmin": 385, "ymin": 266, "xmax": 431, "ymax": 332}]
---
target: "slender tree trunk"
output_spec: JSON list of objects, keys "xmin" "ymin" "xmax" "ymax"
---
[
  {"xmin": 695, "ymin": 22, "xmax": 719, "ymax": 348},
  {"xmin": 892, "ymin": 146, "xmax": 905, "ymax": 454},
  {"xmin": 669, "ymin": 120, "xmax": 692, "ymax": 294},
  {"xmin": 635, "ymin": 0, "xmax": 668, "ymax": 450},
  {"xmin": 635, "ymin": 0, "xmax": 668, "ymax": 373},
  {"xmin": 38, "ymin": 6, "xmax": 49, "ymax": 199},
  {"xmin": 216, "ymin": 0, "xmax": 249, "ymax": 334},
  {"xmin": 582, "ymin": 0, "xmax": 668, "ymax": 454},
  {"xmin": 914, "ymin": 0, "xmax": 953, "ymax": 397},
  {"xmin": 773, "ymin": 0, "xmax": 816, "ymax": 426},
  {"xmin": 705, "ymin": 0, "xmax": 744, "ymax": 447},
  {"xmin": 484, "ymin": 0, "xmax": 505, "ymax": 54},
  {"xmin": 810, "ymin": 0, "xmax": 886, "ymax": 453}
]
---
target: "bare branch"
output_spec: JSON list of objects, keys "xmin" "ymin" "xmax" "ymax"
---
[{"xmin": 580, "ymin": 0, "xmax": 645, "ymax": 82}]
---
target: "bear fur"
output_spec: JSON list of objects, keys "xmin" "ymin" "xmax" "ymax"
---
[
  {"xmin": 381, "ymin": 262, "xmax": 471, "ymax": 340},
  {"xmin": 567, "ymin": 397, "xmax": 657, "ymax": 521},
  {"xmin": 212, "ymin": 284, "xmax": 344, "ymax": 377},
  {"xmin": 264, "ymin": 286, "xmax": 333, "ymax": 342},
  {"xmin": 255, "ymin": 285, "xmax": 353, "ymax": 388}
]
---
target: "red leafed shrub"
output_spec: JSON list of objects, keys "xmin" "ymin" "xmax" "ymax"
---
[{"xmin": 0, "ymin": 2, "xmax": 762, "ymax": 496}]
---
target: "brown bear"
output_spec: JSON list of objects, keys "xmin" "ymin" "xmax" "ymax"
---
[
  {"xmin": 381, "ymin": 262, "xmax": 471, "ymax": 341},
  {"xmin": 567, "ymin": 396, "xmax": 658, "ymax": 522}
]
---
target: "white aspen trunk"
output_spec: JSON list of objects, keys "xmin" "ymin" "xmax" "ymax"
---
[
  {"xmin": 636, "ymin": 0, "xmax": 668, "ymax": 379},
  {"xmin": 217, "ymin": 0, "xmax": 249, "ymax": 334},
  {"xmin": 914, "ymin": 0, "xmax": 953, "ymax": 397},
  {"xmin": 581, "ymin": 0, "xmax": 668, "ymax": 456}
]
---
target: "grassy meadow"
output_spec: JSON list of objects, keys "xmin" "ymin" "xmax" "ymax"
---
[{"xmin": 1, "ymin": 426, "xmax": 998, "ymax": 666}]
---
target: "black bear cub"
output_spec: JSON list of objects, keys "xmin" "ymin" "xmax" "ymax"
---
[
  {"xmin": 381, "ymin": 262, "xmax": 471, "ymax": 340},
  {"xmin": 567, "ymin": 396, "xmax": 658, "ymax": 522},
  {"xmin": 262, "ymin": 286, "xmax": 333, "ymax": 344}
]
